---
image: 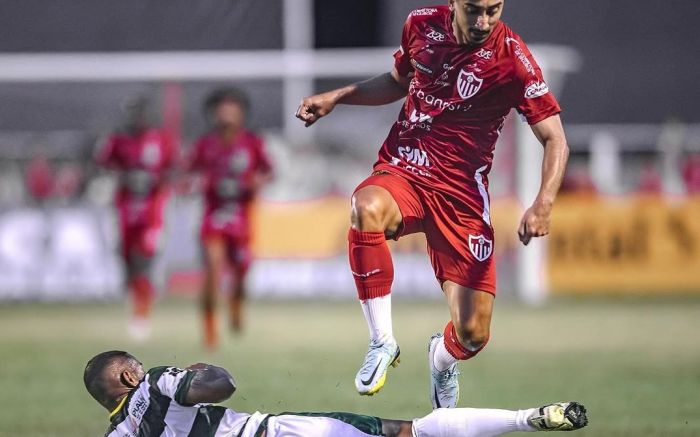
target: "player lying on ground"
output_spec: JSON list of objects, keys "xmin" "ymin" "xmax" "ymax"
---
[
  {"xmin": 84, "ymin": 351, "xmax": 588, "ymax": 437},
  {"xmin": 296, "ymin": 0, "xmax": 569, "ymax": 407}
]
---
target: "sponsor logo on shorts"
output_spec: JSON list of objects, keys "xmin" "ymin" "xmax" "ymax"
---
[
  {"xmin": 468, "ymin": 234, "xmax": 493, "ymax": 262},
  {"xmin": 524, "ymin": 81, "xmax": 550, "ymax": 99},
  {"xmin": 456, "ymin": 70, "xmax": 483, "ymax": 100}
]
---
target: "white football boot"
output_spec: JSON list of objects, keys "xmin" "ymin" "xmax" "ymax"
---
[
  {"xmin": 528, "ymin": 402, "xmax": 589, "ymax": 431},
  {"xmin": 428, "ymin": 333, "xmax": 460, "ymax": 409},
  {"xmin": 354, "ymin": 338, "xmax": 400, "ymax": 396}
]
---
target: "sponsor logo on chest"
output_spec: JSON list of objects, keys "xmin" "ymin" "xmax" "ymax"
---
[
  {"xmin": 411, "ymin": 8, "xmax": 438, "ymax": 17},
  {"xmin": 140, "ymin": 142, "xmax": 161, "ymax": 167},
  {"xmin": 475, "ymin": 48, "xmax": 493, "ymax": 60},
  {"xmin": 426, "ymin": 28, "xmax": 445, "ymax": 42},
  {"xmin": 129, "ymin": 391, "xmax": 150, "ymax": 422}
]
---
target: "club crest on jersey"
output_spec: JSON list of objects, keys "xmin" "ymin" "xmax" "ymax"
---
[
  {"xmin": 456, "ymin": 70, "xmax": 483, "ymax": 100},
  {"xmin": 468, "ymin": 234, "xmax": 493, "ymax": 262}
]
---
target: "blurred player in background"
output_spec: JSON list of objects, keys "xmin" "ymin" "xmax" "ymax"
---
[
  {"xmin": 84, "ymin": 350, "xmax": 588, "ymax": 436},
  {"xmin": 96, "ymin": 97, "xmax": 178, "ymax": 340},
  {"xmin": 296, "ymin": 0, "xmax": 569, "ymax": 407},
  {"xmin": 187, "ymin": 87, "xmax": 272, "ymax": 348}
]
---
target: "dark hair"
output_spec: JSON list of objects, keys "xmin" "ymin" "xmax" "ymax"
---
[
  {"xmin": 84, "ymin": 350, "xmax": 138, "ymax": 407},
  {"xmin": 203, "ymin": 87, "xmax": 250, "ymax": 115}
]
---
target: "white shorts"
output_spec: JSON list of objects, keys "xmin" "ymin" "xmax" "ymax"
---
[{"xmin": 265, "ymin": 414, "xmax": 377, "ymax": 437}]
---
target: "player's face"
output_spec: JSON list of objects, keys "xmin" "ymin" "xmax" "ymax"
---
[
  {"xmin": 213, "ymin": 100, "xmax": 246, "ymax": 132},
  {"xmin": 450, "ymin": 0, "xmax": 504, "ymax": 45}
]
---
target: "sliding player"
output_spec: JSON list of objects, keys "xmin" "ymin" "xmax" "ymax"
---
[
  {"xmin": 296, "ymin": 0, "xmax": 569, "ymax": 407},
  {"xmin": 97, "ymin": 97, "xmax": 177, "ymax": 340},
  {"xmin": 188, "ymin": 88, "xmax": 272, "ymax": 347},
  {"xmin": 84, "ymin": 350, "xmax": 588, "ymax": 436}
]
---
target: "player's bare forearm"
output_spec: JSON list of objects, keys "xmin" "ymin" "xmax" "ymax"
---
[
  {"xmin": 533, "ymin": 115, "xmax": 569, "ymax": 207},
  {"xmin": 518, "ymin": 115, "xmax": 569, "ymax": 245},
  {"xmin": 295, "ymin": 69, "xmax": 409, "ymax": 127},
  {"xmin": 182, "ymin": 364, "xmax": 236, "ymax": 405}
]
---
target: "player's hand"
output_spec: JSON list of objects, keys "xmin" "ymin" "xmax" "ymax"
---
[
  {"xmin": 295, "ymin": 92, "xmax": 338, "ymax": 127},
  {"xmin": 517, "ymin": 201, "xmax": 552, "ymax": 246}
]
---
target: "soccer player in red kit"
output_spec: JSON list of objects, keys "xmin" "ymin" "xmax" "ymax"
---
[
  {"xmin": 97, "ymin": 97, "xmax": 177, "ymax": 340},
  {"xmin": 296, "ymin": 0, "xmax": 569, "ymax": 408},
  {"xmin": 188, "ymin": 88, "xmax": 273, "ymax": 348}
]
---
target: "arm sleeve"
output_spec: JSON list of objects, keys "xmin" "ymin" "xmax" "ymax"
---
[
  {"xmin": 513, "ymin": 39, "xmax": 561, "ymax": 125},
  {"xmin": 393, "ymin": 14, "xmax": 413, "ymax": 78},
  {"xmin": 96, "ymin": 135, "xmax": 119, "ymax": 168},
  {"xmin": 147, "ymin": 366, "xmax": 197, "ymax": 405}
]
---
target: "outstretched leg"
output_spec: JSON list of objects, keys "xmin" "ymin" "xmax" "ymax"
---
[{"xmin": 409, "ymin": 402, "xmax": 588, "ymax": 437}]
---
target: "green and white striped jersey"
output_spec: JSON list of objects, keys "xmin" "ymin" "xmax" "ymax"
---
[{"xmin": 105, "ymin": 366, "xmax": 267, "ymax": 437}]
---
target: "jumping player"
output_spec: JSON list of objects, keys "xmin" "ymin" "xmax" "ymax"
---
[
  {"xmin": 188, "ymin": 88, "xmax": 273, "ymax": 347},
  {"xmin": 296, "ymin": 0, "xmax": 569, "ymax": 407},
  {"xmin": 97, "ymin": 97, "xmax": 177, "ymax": 340},
  {"xmin": 84, "ymin": 350, "xmax": 588, "ymax": 437}
]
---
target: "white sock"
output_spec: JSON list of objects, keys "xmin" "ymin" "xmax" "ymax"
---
[
  {"xmin": 433, "ymin": 336, "xmax": 458, "ymax": 371},
  {"xmin": 360, "ymin": 294, "xmax": 393, "ymax": 344},
  {"xmin": 412, "ymin": 407, "xmax": 537, "ymax": 437}
]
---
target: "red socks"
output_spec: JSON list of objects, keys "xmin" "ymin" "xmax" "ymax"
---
[
  {"xmin": 348, "ymin": 228, "xmax": 394, "ymax": 299},
  {"xmin": 130, "ymin": 276, "xmax": 153, "ymax": 318},
  {"xmin": 443, "ymin": 320, "xmax": 489, "ymax": 360}
]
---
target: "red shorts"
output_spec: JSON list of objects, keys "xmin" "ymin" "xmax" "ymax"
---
[
  {"xmin": 117, "ymin": 192, "xmax": 167, "ymax": 261},
  {"xmin": 120, "ymin": 224, "xmax": 163, "ymax": 261},
  {"xmin": 201, "ymin": 203, "xmax": 252, "ymax": 269},
  {"xmin": 355, "ymin": 172, "xmax": 496, "ymax": 295}
]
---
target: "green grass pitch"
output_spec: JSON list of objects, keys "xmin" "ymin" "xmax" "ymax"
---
[{"xmin": 0, "ymin": 296, "xmax": 699, "ymax": 436}]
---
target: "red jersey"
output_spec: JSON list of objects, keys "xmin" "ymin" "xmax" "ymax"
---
[
  {"xmin": 375, "ymin": 6, "xmax": 561, "ymax": 224},
  {"xmin": 98, "ymin": 128, "xmax": 177, "ymax": 200},
  {"xmin": 189, "ymin": 129, "xmax": 272, "ymax": 209}
]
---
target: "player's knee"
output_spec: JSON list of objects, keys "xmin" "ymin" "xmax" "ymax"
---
[
  {"xmin": 351, "ymin": 191, "xmax": 389, "ymax": 232},
  {"xmin": 454, "ymin": 317, "xmax": 490, "ymax": 351}
]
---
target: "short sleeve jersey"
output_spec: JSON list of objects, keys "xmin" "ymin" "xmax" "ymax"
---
[
  {"xmin": 97, "ymin": 128, "xmax": 177, "ymax": 199},
  {"xmin": 189, "ymin": 130, "xmax": 272, "ymax": 209},
  {"xmin": 104, "ymin": 366, "xmax": 259, "ymax": 437},
  {"xmin": 375, "ymin": 5, "xmax": 560, "ymax": 219}
]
